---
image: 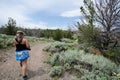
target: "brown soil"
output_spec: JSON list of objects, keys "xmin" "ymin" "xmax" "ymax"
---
[{"xmin": 0, "ymin": 41, "xmax": 52, "ymax": 80}]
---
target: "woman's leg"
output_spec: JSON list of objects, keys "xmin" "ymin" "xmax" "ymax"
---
[
  {"xmin": 20, "ymin": 61, "xmax": 22, "ymax": 67},
  {"xmin": 21, "ymin": 59, "xmax": 28, "ymax": 77}
]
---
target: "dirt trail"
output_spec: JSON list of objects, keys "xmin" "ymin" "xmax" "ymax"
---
[{"xmin": 0, "ymin": 41, "xmax": 52, "ymax": 80}]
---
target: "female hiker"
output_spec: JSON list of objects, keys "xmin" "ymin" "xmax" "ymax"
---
[{"xmin": 13, "ymin": 31, "xmax": 31, "ymax": 80}]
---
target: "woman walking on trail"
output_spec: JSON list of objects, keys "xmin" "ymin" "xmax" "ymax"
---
[{"xmin": 13, "ymin": 31, "xmax": 31, "ymax": 80}]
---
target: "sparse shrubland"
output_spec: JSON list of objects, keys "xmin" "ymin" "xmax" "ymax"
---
[
  {"xmin": 46, "ymin": 49, "xmax": 120, "ymax": 79},
  {"xmin": 0, "ymin": 0, "xmax": 120, "ymax": 79},
  {"xmin": 49, "ymin": 66, "xmax": 63, "ymax": 77},
  {"xmin": 43, "ymin": 41, "xmax": 76, "ymax": 53},
  {"xmin": 61, "ymin": 38, "xmax": 74, "ymax": 43},
  {"xmin": 0, "ymin": 34, "xmax": 43, "ymax": 49},
  {"xmin": 43, "ymin": 40, "xmax": 120, "ymax": 79},
  {"xmin": 0, "ymin": 34, "xmax": 13, "ymax": 48}
]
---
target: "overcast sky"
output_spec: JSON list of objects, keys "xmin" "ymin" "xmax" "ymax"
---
[{"xmin": 0, "ymin": 0, "xmax": 84, "ymax": 30}]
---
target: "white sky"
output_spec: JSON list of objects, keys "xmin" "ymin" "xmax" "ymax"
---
[{"xmin": 0, "ymin": 0, "xmax": 84, "ymax": 29}]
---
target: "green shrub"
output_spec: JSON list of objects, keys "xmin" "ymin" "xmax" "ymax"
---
[
  {"xmin": 49, "ymin": 53, "xmax": 60, "ymax": 66},
  {"xmin": 48, "ymin": 50, "xmax": 119, "ymax": 79},
  {"xmin": 71, "ymin": 76, "xmax": 79, "ymax": 80},
  {"xmin": 0, "ymin": 34, "xmax": 42, "ymax": 49},
  {"xmin": 80, "ymin": 70, "xmax": 118, "ymax": 80},
  {"xmin": 0, "ymin": 34, "xmax": 13, "ymax": 48},
  {"xmin": 64, "ymin": 63, "xmax": 72, "ymax": 71},
  {"xmin": 49, "ymin": 66, "xmax": 63, "ymax": 77},
  {"xmin": 61, "ymin": 38, "xmax": 74, "ymax": 43},
  {"xmin": 53, "ymin": 29, "xmax": 63, "ymax": 41},
  {"xmin": 43, "ymin": 41, "xmax": 75, "ymax": 53}
]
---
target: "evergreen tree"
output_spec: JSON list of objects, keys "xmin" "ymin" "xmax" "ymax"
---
[{"xmin": 3, "ymin": 17, "xmax": 17, "ymax": 35}]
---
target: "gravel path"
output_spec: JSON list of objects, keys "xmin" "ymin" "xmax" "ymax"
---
[{"xmin": 0, "ymin": 41, "xmax": 52, "ymax": 80}]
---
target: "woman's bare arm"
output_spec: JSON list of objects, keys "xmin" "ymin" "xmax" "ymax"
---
[
  {"xmin": 12, "ymin": 39, "xmax": 16, "ymax": 46},
  {"xmin": 25, "ymin": 39, "xmax": 31, "ymax": 50}
]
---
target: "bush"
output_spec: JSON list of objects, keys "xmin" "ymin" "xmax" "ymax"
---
[
  {"xmin": 43, "ymin": 41, "xmax": 75, "ymax": 53},
  {"xmin": 0, "ymin": 34, "xmax": 13, "ymax": 48},
  {"xmin": 71, "ymin": 76, "xmax": 79, "ymax": 80},
  {"xmin": 49, "ymin": 53, "xmax": 60, "ymax": 66},
  {"xmin": 49, "ymin": 66, "xmax": 63, "ymax": 77},
  {"xmin": 53, "ymin": 29, "xmax": 63, "ymax": 41},
  {"xmin": 0, "ymin": 34, "xmax": 42, "ymax": 49},
  {"xmin": 61, "ymin": 38, "xmax": 74, "ymax": 43},
  {"xmin": 48, "ymin": 50, "xmax": 119, "ymax": 79}
]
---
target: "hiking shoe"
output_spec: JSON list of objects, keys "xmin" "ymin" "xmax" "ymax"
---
[{"xmin": 22, "ymin": 75, "xmax": 28, "ymax": 80}]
